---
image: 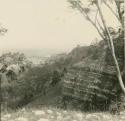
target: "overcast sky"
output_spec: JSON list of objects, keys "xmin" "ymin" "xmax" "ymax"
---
[{"xmin": 0, "ymin": 0, "xmax": 120, "ymax": 52}]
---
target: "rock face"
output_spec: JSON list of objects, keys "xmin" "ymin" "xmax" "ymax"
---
[
  {"xmin": 63, "ymin": 70, "xmax": 117, "ymax": 98},
  {"xmin": 62, "ymin": 34, "xmax": 124, "ymax": 110},
  {"xmin": 62, "ymin": 69, "xmax": 118, "ymax": 110}
]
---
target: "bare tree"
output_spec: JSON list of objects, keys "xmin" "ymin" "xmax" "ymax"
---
[{"xmin": 68, "ymin": 0, "xmax": 125, "ymax": 94}]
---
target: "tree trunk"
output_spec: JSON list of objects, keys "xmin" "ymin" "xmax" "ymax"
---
[
  {"xmin": 114, "ymin": 0, "xmax": 125, "ymax": 72},
  {"xmin": 97, "ymin": 0, "xmax": 125, "ymax": 94}
]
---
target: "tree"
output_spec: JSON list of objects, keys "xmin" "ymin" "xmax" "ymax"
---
[
  {"xmin": 0, "ymin": 24, "xmax": 7, "ymax": 35},
  {"xmin": 68, "ymin": 0, "xmax": 125, "ymax": 94},
  {"xmin": 51, "ymin": 70, "xmax": 61, "ymax": 86}
]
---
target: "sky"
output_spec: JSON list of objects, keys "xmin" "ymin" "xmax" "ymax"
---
[{"xmin": 0, "ymin": 0, "xmax": 120, "ymax": 52}]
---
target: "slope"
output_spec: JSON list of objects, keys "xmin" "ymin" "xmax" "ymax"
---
[{"xmin": 27, "ymin": 81, "xmax": 63, "ymax": 108}]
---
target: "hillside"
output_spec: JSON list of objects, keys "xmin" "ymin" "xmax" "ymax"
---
[
  {"xmin": 61, "ymin": 34, "xmax": 124, "ymax": 110},
  {"xmin": 1, "ymin": 33, "xmax": 124, "ymax": 113},
  {"xmin": 23, "ymin": 33, "xmax": 124, "ymax": 113}
]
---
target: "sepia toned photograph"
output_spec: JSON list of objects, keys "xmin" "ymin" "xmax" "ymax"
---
[{"xmin": 0, "ymin": 0, "xmax": 125, "ymax": 121}]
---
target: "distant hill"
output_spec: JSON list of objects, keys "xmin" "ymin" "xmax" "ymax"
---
[
  {"xmin": 0, "ymin": 48, "xmax": 66, "ymax": 65},
  {"xmin": 0, "ymin": 48, "xmax": 65, "ymax": 57}
]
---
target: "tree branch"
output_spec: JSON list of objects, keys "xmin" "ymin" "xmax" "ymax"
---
[
  {"xmin": 96, "ymin": 18, "xmax": 105, "ymax": 32},
  {"xmin": 114, "ymin": 0, "xmax": 124, "ymax": 28},
  {"xmin": 103, "ymin": 1, "xmax": 121, "ymax": 23},
  {"xmin": 75, "ymin": 2, "xmax": 105, "ymax": 40},
  {"xmin": 95, "ymin": 10, "xmax": 99, "ymax": 24}
]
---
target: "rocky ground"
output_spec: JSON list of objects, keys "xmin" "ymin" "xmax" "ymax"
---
[{"xmin": 1, "ymin": 107, "xmax": 125, "ymax": 121}]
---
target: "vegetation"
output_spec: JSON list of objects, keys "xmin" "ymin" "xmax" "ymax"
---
[
  {"xmin": 62, "ymin": 34, "xmax": 124, "ymax": 111},
  {"xmin": 68, "ymin": 0, "xmax": 125, "ymax": 94},
  {"xmin": 0, "ymin": 24, "xmax": 7, "ymax": 35},
  {"xmin": 1, "ymin": 107, "xmax": 125, "ymax": 121},
  {"xmin": 0, "ymin": 0, "xmax": 124, "ymax": 118},
  {"xmin": 1, "ymin": 34, "xmax": 124, "ymax": 111},
  {"xmin": 0, "ymin": 52, "xmax": 32, "ymax": 109}
]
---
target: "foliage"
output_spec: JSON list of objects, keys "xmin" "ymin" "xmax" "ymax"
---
[
  {"xmin": 0, "ymin": 24, "xmax": 7, "ymax": 35},
  {"xmin": 0, "ymin": 52, "xmax": 27, "ymax": 65},
  {"xmin": 0, "ymin": 52, "xmax": 32, "ymax": 109}
]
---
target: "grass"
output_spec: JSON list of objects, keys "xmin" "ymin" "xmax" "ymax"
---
[{"xmin": 1, "ymin": 106, "xmax": 125, "ymax": 121}]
